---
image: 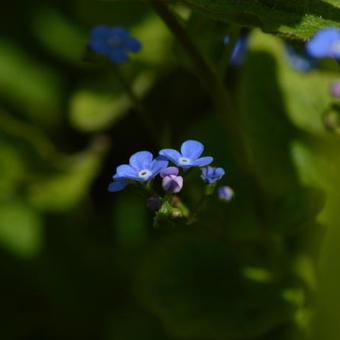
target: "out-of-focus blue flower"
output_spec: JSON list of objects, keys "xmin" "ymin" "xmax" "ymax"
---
[
  {"xmin": 89, "ymin": 25, "xmax": 142, "ymax": 63},
  {"xmin": 330, "ymin": 81, "xmax": 340, "ymax": 97},
  {"xmin": 159, "ymin": 140, "xmax": 213, "ymax": 169},
  {"xmin": 160, "ymin": 167, "xmax": 183, "ymax": 193},
  {"xmin": 306, "ymin": 27, "xmax": 340, "ymax": 59},
  {"xmin": 224, "ymin": 33, "xmax": 249, "ymax": 66},
  {"xmin": 108, "ymin": 151, "xmax": 168, "ymax": 192},
  {"xmin": 285, "ymin": 45, "xmax": 317, "ymax": 72},
  {"xmin": 201, "ymin": 166, "xmax": 225, "ymax": 184},
  {"xmin": 218, "ymin": 186, "xmax": 234, "ymax": 201}
]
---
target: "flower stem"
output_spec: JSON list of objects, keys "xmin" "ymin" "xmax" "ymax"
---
[
  {"xmin": 147, "ymin": 0, "xmax": 247, "ymax": 168},
  {"xmin": 148, "ymin": 1, "xmax": 271, "ymax": 228},
  {"xmin": 111, "ymin": 64, "xmax": 159, "ymax": 144}
]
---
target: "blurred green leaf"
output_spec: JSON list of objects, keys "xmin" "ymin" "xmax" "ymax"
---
[
  {"xmin": 0, "ymin": 140, "xmax": 25, "ymax": 200},
  {"xmin": 0, "ymin": 200, "xmax": 42, "ymax": 257},
  {"xmin": 69, "ymin": 90, "xmax": 129, "ymax": 132},
  {"xmin": 180, "ymin": 0, "xmax": 340, "ymax": 39},
  {"xmin": 0, "ymin": 39, "xmax": 63, "ymax": 126},
  {"xmin": 30, "ymin": 8, "xmax": 87, "ymax": 64},
  {"xmin": 28, "ymin": 137, "xmax": 110, "ymax": 212},
  {"xmin": 239, "ymin": 31, "xmax": 298, "ymax": 197},
  {"xmin": 137, "ymin": 232, "xmax": 298, "ymax": 340}
]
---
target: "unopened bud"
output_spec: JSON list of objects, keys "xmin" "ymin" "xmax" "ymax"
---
[
  {"xmin": 217, "ymin": 186, "xmax": 234, "ymax": 201},
  {"xmin": 147, "ymin": 197, "xmax": 162, "ymax": 211}
]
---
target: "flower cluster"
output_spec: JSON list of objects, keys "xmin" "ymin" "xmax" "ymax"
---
[
  {"xmin": 108, "ymin": 140, "xmax": 232, "ymax": 221},
  {"xmin": 108, "ymin": 140, "xmax": 217, "ymax": 192}
]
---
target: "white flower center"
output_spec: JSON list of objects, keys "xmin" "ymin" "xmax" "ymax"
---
[
  {"xmin": 178, "ymin": 157, "xmax": 190, "ymax": 165},
  {"xmin": 138, "ymin": 169, "xmax": 151, "ymax": 179},
  {"xmin": 331, "ymin": 41, "xmax": 340, "ymax": 53},
  {"xmin": 108, "ymin": 36, "xmax": 123, "ymax": 48}
]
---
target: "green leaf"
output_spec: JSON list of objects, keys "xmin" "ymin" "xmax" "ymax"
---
[
  {"xmin": 137, "ymin": 232, "xmax": 298, "ymax": 340},
  {"xmin": 0, "ymin": 140, "xmax": 25, "ymax": 200},
  {"xmin": 30, "ymin": 8, "xmax": 87, "ymax": 64},
  {"xmin": 69, "ymin": 90, "xmax": 129, "ymax": 132},
  {"xmin": 0, "ymin": 201, "xmax": 42, "ymax": 257},
  {"xmin": 28, "ymin": 137, "xmax": 109, "ymax": 212},
  {"xmin": 0, "ymin": 39, "xmax": 63, "ymax": 126},
  {"xmin": 180, "ymin": 0, "xmax": 340, "ymax": 39}
]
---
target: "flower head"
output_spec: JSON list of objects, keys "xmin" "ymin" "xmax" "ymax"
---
[
  {"xmin": 89, "ymin": 25, "xmax": 142, "ymax": 63},
  {"xmin": 160, "ymin": 167, "xmax": 183, "ymax": 193},
  {"xmin": 201, "ymin": 166, "xmax": 225, "ymax": 184},
  {"xmin": 159, "ymin": 140, "xmax": 213, "ymax": 169},
  {"xmin": 108, "ymin": 151, "xmax": 168, "ymax": 192},
  {"xmin": 224, "ymin": 33, "xmax": 249, "ymax": 66},
  {"xmin": 218, "ymin": 186, "xmax": 234, "ymax": 201},
  {"xmin": 306, "ymin": 27, "xmax": 340, "ymax": 59},
  {"xmin": 285, "ymin": 44, "xmax": 316, "ymax": 72}
]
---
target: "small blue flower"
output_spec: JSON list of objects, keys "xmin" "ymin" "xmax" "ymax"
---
[
  {"xmin": 201, "ymin": 166, "xmax": 225, "ymax": 184},
  {"xmin": 306, "ymin": 27, "xmax": 340, "ymax": 59},
  {"xmin": 159, "ymin": 140, "xmax": 213, "ymax": 169},
  {"xmin": 108, "ymin": 151, "xmax": 168, "ymax": 192},
  {"xmin": 285, "ymin": 45, "xmax": 317, "ymax": 72},
  {"xmin": 89, "ymin": 25, "xmax": 142, "ymax": 63},
  {"xmin": 218, "ymin": 186, "xmax": 234, "ymax": 201},
  {"xmin": 224, "ymin": 33, "xmax": 249, "ymax": 66}
]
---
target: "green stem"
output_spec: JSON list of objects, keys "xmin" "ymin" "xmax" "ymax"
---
[
  {"xmin": 148, "ymin": 0, "xmax": 248, "ymax": 170},
  {"xmin": 187, "ymin": 194, "xmax": 208, "ymax": 225},
  {"xmin": 148, "ymin": 1, "xmax": 271, "ymax": 230},
  {"xmin": 111, "ymin": 64, "xmax": 159, "ymax": 143}
]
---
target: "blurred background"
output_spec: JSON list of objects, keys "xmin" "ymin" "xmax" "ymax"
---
[{"xmin": 1, "ymin": 1, "xmax": 340, "ymax": 339}]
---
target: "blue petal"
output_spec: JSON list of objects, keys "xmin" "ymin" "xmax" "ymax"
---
[
  {"xmin": 180, "ymin": 140, "xmax": 204, "ymax": 160},
  {"xmin": 159, "ymin": 149, "xmax": 182, "ymax": 164},
  {"xmin": 125, "ymin": 37, "xmax": 142, "ymax": 52},
  {"xmin": 150, "ymin": 157, "xmax": 169, "ymax": 176},
  {"xmin": 129, "ymin": 151, "xmax": 153, "ymax": 171},
  {"xmin": 230, "ymin": 34, "xmax": 249, "ymax": 66},
  {"xmin": 89, "ymin": 40, "xmax": 110, "ymax": 55},
  {"xmin": 306, "ymin": 27, "xmax": 340, "ymax": 58},
  {"xmin": 109, "ymin": 49, "xmax": 129, "ymax": 63},
  {"xmin": 160, "ymin": 166, "xmax": 179, "ymax": 178},
  {"xmin": 90, "ymin": 25, "xmax": 111, "ymax": 39},
  {"xmin": 108, "ymin": 180, "xmax": 128, "ymax": 192},
  {"xmin": 109, "ymin": 27, "xmax": 130, "ymax": 39},
  {"xmin": 215, "ymin": 167, "xmax": 225, "ymax": 177},
  {"xmin": 116, "ymin": 164, "xmax": 139, "ymax": 180},
  {"xmin": 193, "ymin": 156, "xmax": 213, "ymax": 167}
]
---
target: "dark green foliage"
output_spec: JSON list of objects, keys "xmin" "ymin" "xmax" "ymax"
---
[{"xmin": 0, "ymin": 1, "xmax": 339, "ymax": 340}]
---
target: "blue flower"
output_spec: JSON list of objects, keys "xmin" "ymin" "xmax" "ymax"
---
[
  {"xmin": 201, "ymin": 166, "xmax": 225, "ymax": 184},
  {"xmin": 159, "ymin": 140, "xmax": 213, "ymax": 169},
  {"xmin": 89, "ymin": 25, "xmax": 142, "ymax": 63},
  {"xmin": 306, "ymin": 27, "xmax": 340, "ymax": 59},
  {"xmin": 108, "ymin": 151, "xmax": 168, "ymax": 192},
  {"xmin": 224, "ymin": 33, "xmax": 249, "ymax": 66},
  {"xmin": 285, "ymin": 45, "xmax": 317, "ymax": 72}
]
